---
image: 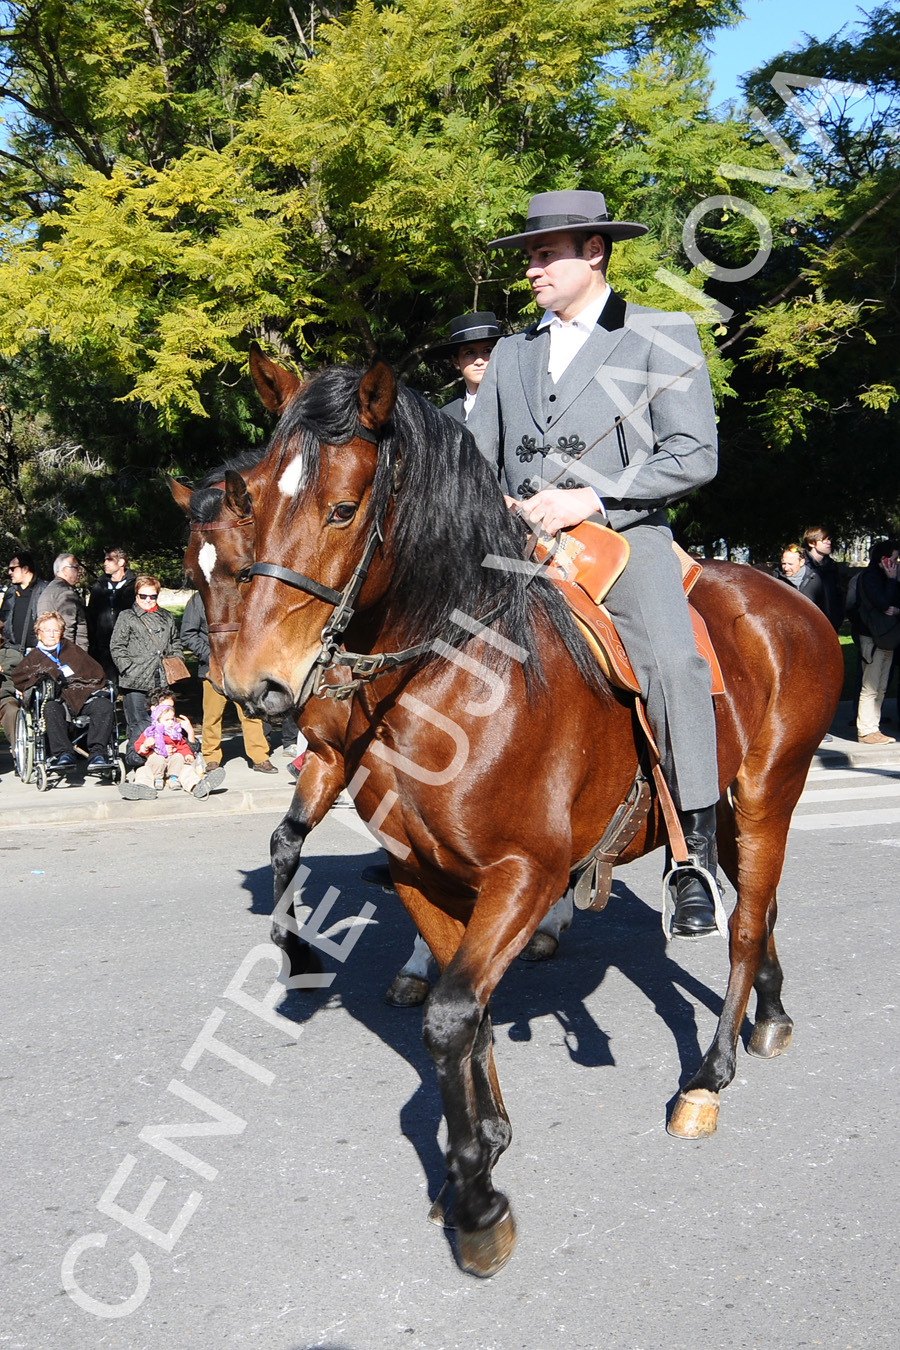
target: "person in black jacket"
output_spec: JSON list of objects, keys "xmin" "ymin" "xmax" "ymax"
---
[
  {"xmin": 1, "ymin": 552, "xmax": 48, "ymax": 651},
  {"xmin": 778, "ymin": 545, "xmax": 828, "ymax": 613},
  {"xmin": 430, "ymin": 312, "xmax": 501, "ymax": 423},
  {"xmin": 856, "ymin": 540, "xmax": 900, "ymax": 745},
  {"xmin": 87, "ymin": 547, "xmax": 136, "ymax": 682},
  {"xmin": 803, "ymin": 527, "xmax": 844, "ymax": 631}
]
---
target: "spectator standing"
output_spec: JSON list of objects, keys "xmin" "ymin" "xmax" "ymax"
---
[
  {"xmin": 87, "ymin": 547, "xmax": 136, "ymax": 681},
  {"xmin": 855, "ymin": 540, "xmax": 900, "ymax": 745},
  {"xmin": 0, "ymin": 553, "xmax": 48, "ymax": 650},
  {"xmin": 803, "ymin": 527, "xmax": 844, "ymax": 630},
  {"xmin": 180, "ymin": 591, "xmax": 277, "ymax": 773},
  {"xmin": 778, "ymin": 545, "xmax": 828, "ymax": 614},
  {"xmin": 0, "ymin": 620, "xmax": 23, "ymax": 751},
  {"xmin": 109, "ymin": 575, "xmax": 183, "ymax": 767},
  {"xmin": 41, "ymin": 554, "xmax": 89, "ymax": 649}
]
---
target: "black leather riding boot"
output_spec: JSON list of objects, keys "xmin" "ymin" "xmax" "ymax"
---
[{"xmin": 670, "ymin": 804, "xmax": 719, "ymax": 938}]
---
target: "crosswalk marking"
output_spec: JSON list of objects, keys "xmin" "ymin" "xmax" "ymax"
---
[
  {"xmin": 806, "ymin": 767, "xmax": 900, "ymax": 785},
  {"xmin": 791, "ymin": 806, "xmax": 900, "ymax": 831},
  {"xmin": 792, "ymin": 758, "xmax": 900, "ymax": 832},
  {"xmin": 800, "ymin": 782, "xmax": 900, "ymax": 803}
]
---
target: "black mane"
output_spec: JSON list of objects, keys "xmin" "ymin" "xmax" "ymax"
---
[
  {"xmin": 273, "ymin": 365, "xmax": 605, "ymax": 694},
  {"xmin": 188, "ymin": 449, "xmax": 268, "ymax": 525}
]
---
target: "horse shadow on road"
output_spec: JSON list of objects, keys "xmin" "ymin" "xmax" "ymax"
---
[{"xmin": 238, "ymin": 850, "xmax": 743, "ymax": 1203}]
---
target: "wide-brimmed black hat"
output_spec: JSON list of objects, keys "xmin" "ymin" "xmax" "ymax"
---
[
  {"xmin": 488, "ymin": 189, "xmax": 647, "ymax": 249},
  {"xmin": 428, "ymin": 311, "xmax": 502, "ymax": 357}
]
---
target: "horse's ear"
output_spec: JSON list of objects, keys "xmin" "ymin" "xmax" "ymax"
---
[
  {"xmin": 248, "ymin": 341, "xmax": 302, "ymax": 415},
  {"xmin": 169, "ymin": 477, "xmax": 193, "ymax": 516},
  {"xmin": 224, "ymin": 469, "xmax": 252, "ymax": 520},
  {"xmin": 358, "ymin": 360, "xmax": 397, "ymax": 435}
]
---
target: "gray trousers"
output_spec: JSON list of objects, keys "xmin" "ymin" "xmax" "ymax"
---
[{"xmin": 602, "ymin": 521, "xmax": 718, "ymax": 811}]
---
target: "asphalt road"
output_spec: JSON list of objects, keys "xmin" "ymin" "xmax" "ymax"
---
[{"xmin": 2, "ymin": 758, "xmax": 899, "ymax": 1350}]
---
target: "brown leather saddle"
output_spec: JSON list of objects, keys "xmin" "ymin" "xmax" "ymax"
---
[
  {"xmin": 526, "ymin": 520, "xmax": 726, "ymax": 921},
  {"xmin": 528, "ymin": 520, "xmax": 724, "ymax": 704}
]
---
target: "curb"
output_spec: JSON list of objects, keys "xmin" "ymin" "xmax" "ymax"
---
[{"xmin": 0, "ymin": 784, "xmax": 293, "ymax": 830}]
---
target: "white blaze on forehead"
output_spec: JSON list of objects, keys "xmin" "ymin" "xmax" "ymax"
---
[
  {"xmin": 278, "ymin": 454, "xmax": 304, "ymax": 498},
  {"xmin": 198, "ymin": 540, "xmax": 217, "ymax": 585}
]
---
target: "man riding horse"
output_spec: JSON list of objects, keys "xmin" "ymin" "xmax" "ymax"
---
[{"xmin": 467, "ymin": 188, "xmax": 720, "ymax": 938}]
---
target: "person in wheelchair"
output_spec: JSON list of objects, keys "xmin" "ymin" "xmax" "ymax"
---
[{"xmin": 11, "ymin": 610, "xmax": 117, "ymax": 773}]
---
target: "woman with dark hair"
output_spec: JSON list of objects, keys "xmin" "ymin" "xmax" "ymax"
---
[
  {"xmin": 856, "ymin": 540, "xmax": 900, "ymax": 744},
  {"xmin": 109, "ymin": 574, "xmax": 183, "ymax": 766}
]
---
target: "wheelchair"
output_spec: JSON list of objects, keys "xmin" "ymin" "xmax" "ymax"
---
[{"xmin": 14, "ymin": 675, "xmax": 125, "ymax": 792}]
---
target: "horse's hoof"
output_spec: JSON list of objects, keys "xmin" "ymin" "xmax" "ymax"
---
[
  {"xmin": 748, "ymin": 1019, "xmax": 793, "ymax": 1058},
  {"xmin": 667, "ymin": 1088, "xmax": 720, "ymax": 1138},
  {"xmin": 457, "ymin": 1208, "xmax": 517, "ymax": 1278},
  {"xmin": 384, "ymin": 973, "xmax": 430, "ymax": 1007},
  {"xmin": 519, "ymin": 931, "xmax": 559, "ymax": 963},
  {"xmin": 428, "ymin": 1181, "xmax": 453, "ymax": 1228}
]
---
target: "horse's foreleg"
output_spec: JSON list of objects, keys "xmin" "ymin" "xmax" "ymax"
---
[
  {"xmin": 419, "ymin": 869, "xmax": 560, "ymax": 1277},
  {"xmin": 269, "ymin": 748, "xmax": 343, "ymax": 977},
  {"xmin": 423, "ymin": 970, "xmax": 516, "ymax": 1277},
  {"xmin": 668, "ymin": 796, "xmax": 794, "ymax": 1139}
]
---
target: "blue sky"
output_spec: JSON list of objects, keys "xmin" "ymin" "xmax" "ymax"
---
[{"xmin": 706, "ymin": 1, "xmax": 885, "ymax": 103}]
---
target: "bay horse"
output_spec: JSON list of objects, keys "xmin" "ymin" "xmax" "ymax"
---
[
  {"xmin": 221, "ymin": 357, "xmax": 843, "ymax": 1277},
  {"xmin": 171, "ymin": 385, "xmax": 573, "ymax": 1003}
]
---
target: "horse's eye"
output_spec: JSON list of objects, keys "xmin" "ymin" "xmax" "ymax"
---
[
  {"xmin": 235, "ymin": 568, "xmax": 252, "ymax": 585},
  {"xmin": 328, "ymin": 502, "xmax": 358, "ymax": 524}
]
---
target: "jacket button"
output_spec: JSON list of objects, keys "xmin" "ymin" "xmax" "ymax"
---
[{"xmin": 549, "ymin": 394, "xmax": 556, "ymax": 402}]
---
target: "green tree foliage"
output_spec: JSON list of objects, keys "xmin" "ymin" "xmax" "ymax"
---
[
  {"xmin": 6, "ymin": 0, "xmax": 894, "ymax": 570},
  {"xmin": 0, "ymin": 0, "xmax": 748, "ymax": 569},
  {"xmin": 683, "ymin": 3, "xmax": 900, "ymax": 556}
]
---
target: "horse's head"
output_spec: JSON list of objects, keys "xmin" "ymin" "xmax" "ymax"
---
[
  {"xmin": 171, "ymin": 347, "xmax": 310, "ymax": 688},
  {"xmin": 222, "ymin": 358, "xmax": 398, "ymax": 717}
]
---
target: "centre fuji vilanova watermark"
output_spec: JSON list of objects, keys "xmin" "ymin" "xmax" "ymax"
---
[{"xmin": 60, "ymin": 65, "xmax": 870, "ymax": 1322}]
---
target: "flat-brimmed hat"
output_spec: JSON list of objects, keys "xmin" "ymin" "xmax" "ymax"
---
[
  {"xmin": 428, "ymin": 311, "xmax": 502, "ymax": 357},
  {"xmin": 488, "ymin": 190, "xmax": 647, "ymax": 249}
]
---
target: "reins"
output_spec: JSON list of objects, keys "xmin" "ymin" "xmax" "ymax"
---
[{"xmin": 223, "ymin": 421, "xmax": 511, "ymax": 702}]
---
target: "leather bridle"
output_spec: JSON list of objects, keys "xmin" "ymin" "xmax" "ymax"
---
[
  {"xmin": 244, "ymin": 422, "xmax": 435, "ymax": 703},
  {"xmin": 194, "ymin": 422, "xmax": 508, "ymax": 704}
]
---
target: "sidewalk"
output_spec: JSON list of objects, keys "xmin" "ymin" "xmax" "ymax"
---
[
  {"xmin": 1, "ymin": 701, "xmax": 897, "ymax": 830},
  {"xmin": 813, "ymin": 699, "xmax": 900, "ymax": 770},
  {"xmin": 0, "ymin": 731, "xmax": 297, "ymax": 830}
]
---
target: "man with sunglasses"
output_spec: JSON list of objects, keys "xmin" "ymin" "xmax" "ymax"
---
[
  {"xmin": 0, "ymin": 553, "xmax": 48, "ymax": 651},
  {"xmin": 41, "ymin": 554, "xmax": 89, "ymax": 650},
  {"xmin": 87, "ymin": 547, "xmax": 136, "ymax": 683},
  {"xmin": 467, "ymin": 188, "xmax": 721, "ymax": 939}
]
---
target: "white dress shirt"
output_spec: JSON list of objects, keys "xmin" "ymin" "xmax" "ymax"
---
[
  {"xmin": 536, "ymin": 288, "xmax": 612, "ymax": 513},
  {"xmin": 538, "ymin": 288, "xmax": 611, "ymax": 383}
]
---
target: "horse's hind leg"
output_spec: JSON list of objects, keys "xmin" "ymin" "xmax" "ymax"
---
[
  {"xmin": 669, "ymin": 781, "xmax": 798, "ymax": 1138},
  {"xmin": 714, "ymin": 793, "xmax": 793, "ymax": 1058},
  {"xmin": 748, "ymin": 927, "xmax": 793, "ymax": 1057}
]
